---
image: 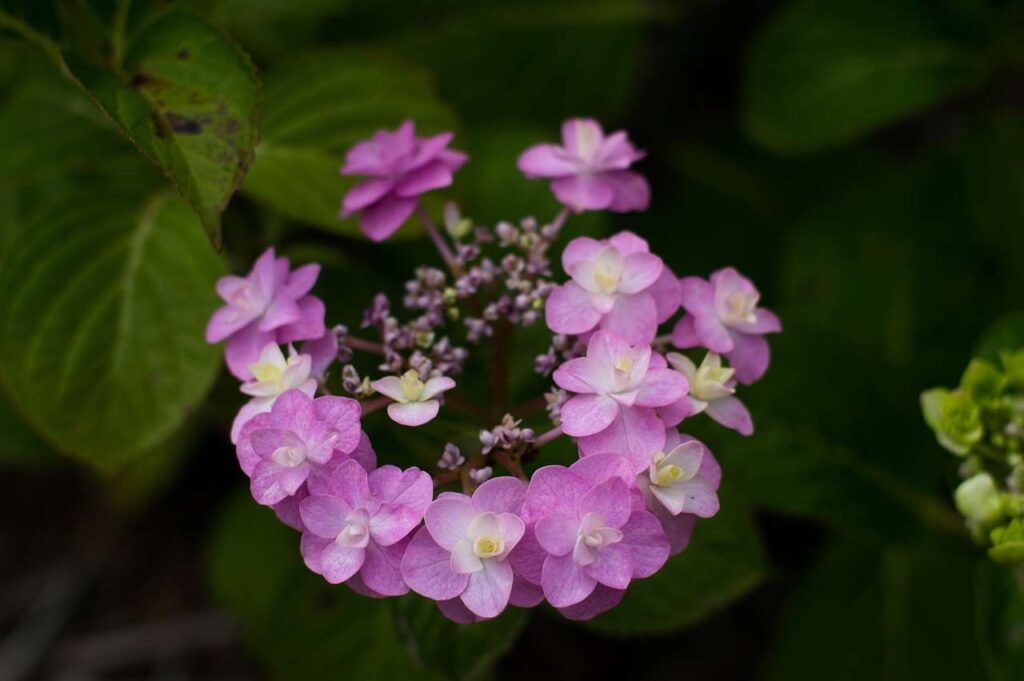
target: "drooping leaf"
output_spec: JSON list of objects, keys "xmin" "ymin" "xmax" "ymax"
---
[
  {"xmin": 582, "ymin": 486, "xmax": 766, "ymax": 635},
  {"xmin": 0, "ymin": 191, "xmax": 225, "ymax": 471},
  {"xmin": 743, "ymin": 0, "xmax": 991, "ymax": 153},
  {"xmin": 764, "ymin": 539, "xmax": 987, "ymax": 680},
  {"xmin": 241, "ymin": 49, "xmax": 456, "ymax": 236}
]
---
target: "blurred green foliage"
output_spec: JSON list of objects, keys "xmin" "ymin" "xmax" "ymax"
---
[{"xmin": 0, "ymin": 0, "xmax": 1023, "ymax": 679}]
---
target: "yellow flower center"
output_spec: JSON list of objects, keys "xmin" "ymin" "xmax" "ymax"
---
[
  {"xmin": 399, "ymin": 370, "xmax": 426, "ymax": 401},
  {"xmin": 473, "ymin": 536, "xmax": 503, "ymax": 558}
]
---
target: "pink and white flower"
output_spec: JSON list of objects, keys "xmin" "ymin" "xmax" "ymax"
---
[
  {"xmin": 672, "ymin": 267, "xmax": 781, "ymax": 384},
  {"xmin": 666, "ymin": 351, "xmax": 753, "ymax": 436},
  {"xmin": 206, "ymin": 248, "xmax": 326, "ymax": 380},
  {"xmin": 371, "ymin": 370, "xmax": 456, "ymax": 427},
  {"xmin": 401, "ymin": 477, "xmax": 528, "ymax": 619},
  {"xmin": 553, "ymin": 331, "xmax": 688, "ymax": 470},
  {"xmin": 300, "ymin": 459, "xmax": 432, "ymax": 595},
  {"xmin": 517, "ymin": 118, "xmax": 650, "ymax": 213},
  {"xmin": 230, "ymin": 343, "xmax": 317, "ymax": 444},
  {"xmin": 545, "ymin": 231, "xmax": 679, "ymax": 346}
]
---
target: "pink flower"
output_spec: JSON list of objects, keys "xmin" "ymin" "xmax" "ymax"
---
[
  {"xmin": 299, "ymin": 459, "xmax": 432, "ymax": 595},
  {"xmin": 206, "ymin": 248, "xmax": 326, "ymax": 380},
  {"xmin": 300, "ymin": 330, "xmax": 339, "ymax": 381},
  {"xmin": 671, "ymin": 267, "xmax": 781, "ymax": 384},
  {"xmin": 517, "ymin": 118, "xmax": 650, "ymax": 213},
  {"xmin": 665, "ymin": 351, "xmax": 753, "ymax": 435},
  {"xmin": 230, "ymin": 343, "xmax": 317, "ymax": 444},
  {"xmin": 234, "ymin": 390, "xmax": 361, "ymax": 506},
  {"xmin": 638, "ymin": 431, "xmax": 721, "ymax": 554},
  {"xmin": 514, "ymin": 454, "xmax": 670, "ymax": 611},
  {"xmin": 340, "ymin": 120, "xmax": 468, "ymax": 242},
  {"xmin": 371, "ymin": 370, "xmax": 456, "ymax": 427},
  {"xmin": 401, "ymin": 477, "xmax": 528, "ymax": 619},
  {"xmin": 546, "ymin": 231, "xmax": 679, "ymax": 345},
  {"xmin": 553, "ymin": 332, "xmax": 688, "ymax": 471}
]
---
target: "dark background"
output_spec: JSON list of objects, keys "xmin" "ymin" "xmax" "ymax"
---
[{"xmin": 1, "ymin": 0, "xmax": 1023, "ymax": 679}]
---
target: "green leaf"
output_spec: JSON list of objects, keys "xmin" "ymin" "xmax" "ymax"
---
[
  {"xmin": 743, "ymin": 0, "xmax": 990, "ymax": 153},
  {"xmin": 0, "ymin": 191, "xmax": 225, "ymax": 471},
  {"xmin": 391, "ymin": 595, "xmax": 529, "ymax": 681},
  {"xmin": 207, "ymin": 490, "xmax": 443, "ymax": 681},
  {"xmin": 241, "ymin": 49, "xmax": 456, "ymax": 236},
  {"xmin": 65, "ymin": 9, "xmax": 259, "ymax": 247},
  {"xmin": 764, "ymin": 539, "xmax": 987, "ymax": 681},
  {"xmin": 977, "ymin": 313, "xmax": 1024, "ymax": 364},
  {"xmin": 582, "ymin": 486, "xmax": 766, "ymax": 635},
  {"xmin": 0, "ymin": 390, "xmax": 57, "ymax": 468},
  {"xmin": 976, "ymin": 561, "xmax": 1024, "ymax": 681}
]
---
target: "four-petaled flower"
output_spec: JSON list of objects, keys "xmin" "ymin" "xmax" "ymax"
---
[
  {"xmin": 517, "ymin": 118, "xmax": 649, "ymax": 213},
  {"xmin": 235, "ymin": 389, "xmax": 362, "ymax": 505},
  {"xmin": 231, "ymin": 342, "xmax": 317, "ymax": 444},
  {"xmin": 206, "ymin": 248, "xmax": 326, "ymax": 380},
  {"xmin": 340, "ymin": 120, "xmax": 467, "ymax": 242},
  {"xmin": 401, "ymin": 478, "xmax": 528, "ymax": 619},
  {"xmin": 554, "ymin": 331, "xmax": 688, "ymax": 470},
  {"xmin": 672, "ymin": 267, "xmax": 781, "ymax": 384},
  {"xmin": 666, "ymin": 351, "xmax": 753, "ymax": 436},
  {"xmin": 371, "ymin": 370, "xmax": 456, "ymax": 427},
  {"xmin": 300, "ymin": 459, "xmax": 432, "ymax": 596},
  {"xmin": 546, "ymin": 231, "xmax": 680, "ymax": 345}
]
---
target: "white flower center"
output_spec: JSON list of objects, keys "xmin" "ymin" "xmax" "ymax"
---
[
  {"xmin": 724, "ymin": 291, "xmax": 758, "ymax": 324},
  {"xmin": 271, "ymin": 444, "xmax": 306, "ymax": 468},
  {"xmin": 336, "ymin": 509, "xmax": 371, "ymax": 548},
  {"xmin": 573, "ymin": 512, "xmax": 623, "ymax": 566},
  {"xmin": 399, "ymin": 370, "xmax": 426, "ymax": 402}
]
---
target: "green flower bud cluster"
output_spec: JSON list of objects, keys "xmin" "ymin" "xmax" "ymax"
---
[{"xmin": 922, "ymin": 350, "xmax": 1024, "ymax": 565}]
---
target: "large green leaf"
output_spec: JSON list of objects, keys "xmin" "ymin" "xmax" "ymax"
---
[
  {"xmin": 583, "ymin": 486, "xmax": 766, "ymax": 635},
  {"xmin": 743, "ymin": 0, "xmax": 991, "ymax": 153},
  {"xmin": 0, "ymin": 390, "xmax": 57, "ymax": 468},
  {"xmin": 0, "ymin": 191, "xmax": 224, "ymax": 471},
  {"xmin": 241, "ymin": 49, "xmax": 456, "ymax": 236},
  {"xmin": 0, "ymin": 7, "xmax": 260, "ymax": 246},
  {"xmin": 764, "ymin": 539, "xmax": 987, "ymax": 680},
  {"xmin": 207, "ymin": 491, "xmax": 446, "ymax": 680}
]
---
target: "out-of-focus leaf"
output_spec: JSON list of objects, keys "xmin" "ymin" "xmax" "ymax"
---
[
  {"xmin": 207, "ymin": 491, "xmax": 444, "ymax": 681},
  {"xmin": 0, "ymin": 191, "xmax": 224, "ymax": 472},
  {"xmin": 241, "ymin": 49, "xmax": 456, "ymax": 237},
  {"xmin": 976, "ymin": 313, "xmax": 1024, "ymax": 362},
  {"xmin": 743, "ymin": 0, "xmax": 990, "ymax": 153},
  {"xmin": 392, "ymin": 595, "xmax": 529, "ymax": 681},
  {"xmin": 583, "ymin": 486, "xmax": 766, "ymax": 635},
  {"xmin": 976, "ymin": 561, "xmax": 1024, "ymax": 681},
  {"xmin": 0, "ymin": 390, "xmax": 57, "ymax": 468},
  {"xmin": 764, "ymin": 539, "xmax": 987, "ymax": 680},
  {"xmin": 204, "ymin": 0, "xmax": 353, "ymax": 59}
]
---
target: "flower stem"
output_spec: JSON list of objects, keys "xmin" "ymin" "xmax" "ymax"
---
[
  {"xmin": 551, "ymin": 207, "xmax": 570, "ymax": 232},
  {"xmin": 346, "ymin": 336, "xmax": 386, "ymax": 356},
  {"xmin": 416, "ymin": 205, "xmax": 463, "ymax": 277},
  {"xmin": 653, "ymin": 333, "xmax": 674, "ymax": 347},
  {"xmin": 493, "ymin": 450, "xmax": 528, "ymax": 482},
  {"xmin": 360, "ymin": 396, "xmax": 391, "ymax": 416},
  {"xmin": 533, "ymin": 426, "xmax": 563, "ymax": 448},
  {"xmin": 490, "ymin": 321, "xmax": 512, "ymax": 418}
]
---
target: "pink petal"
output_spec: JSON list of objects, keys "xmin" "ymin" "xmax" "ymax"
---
[
  {"xmin": 400, "ymin": 527, "xmax": 469, "ymax": 601},
  {"xmin": 471, "ymin": 477, "xmax": 527, "ymax": 514},
  {"xmin": 225, "ymin": 323, "xmax": 274, "ymax": 380},
  {"xmin": 694, "ymin": 311, "xmax": 733, "ymax": 354},
  {"xmin": 272, "ymin": 486, "xmax": 307, "ymax": 531},
  {"xmin": 350, "ymin": 431, "xmax": 377, "ymax": 472},
  {"xmin": 387, "ymin": 400, "xmax": 440, "ymax": 427},
  {"xmin": 522, "ymin": 466, "xmax": 589, "ymax": 524},
  {"xmin": 206, "ymin": 304, "xmax": 258, "ymax": 344},
  {"xmin": 460, "ymin": 560, "xmax": 514, "ymax": 619},
  {"xmin": 312, "ymin": 395, "xmax": 362, "ymax": 455},
  {"xmin": 409, "ymin": 132, "xmax": 455, "ymax": 169},
  {"xmin": 342, "ymin": 178, "xmax": 397, "ymax": 215},
  {"xmin": 510, "ymin": 576, "xmax": 545, "ymax": 607},
  {"xmin": 656, "ymin": 398, "xmax": 691, "ymax": 429},
  {"xmin": 250, "ymin": 248, "xmax": 279, "ymax": 301},
  {"xmin": 568, "ymin": 452, "xmax": 635, "ymax": 488},
  {"xmin": 535, "ymin": 512, "xmax": 578, "ymax": 556},
  {"xmin": 283, "ymin": 263, "xmax": 320, "ymax": 300},
  {"xmin": 551, "ymin": 174, "xmax": 615, "ymax": 213},
  {"xmin": 421, "ymin": 376, "xmax": 455, "ymax": 400},
  {"xmin": 437, "ymin": 598, "xmax": 481, "ymax": 624},
  {"xmin": 679, "ymin": 276, "xmax": 715, "ymax": 314},
  {"xmin": 577, "ymin": 407, "xmax": 665, "ymax": 474},
  {"xmin": 496, "ymin": 513, "xmax": 526, "ymax": 552},
  {"xmin": 557, "ymin": 584, "xmax": 624, "ymax": 621},
  {"xmin": 301, "ymin": 332, "xmax": 338, "ymax": 379},
  {"xmin": 328, "ymin": 459, "xmax": 372, "ymax": 509},
  {"xmin": 585, "ymin": 330, "xmax": 632, "ymax": 371},
  {"xmin": 617, "ymin": 252, "xmax": 663, "ymax": 294},
  {"xmin": 508, "ymin": 527, "xmax": 545, "ymax": 584},
  {"xmin": 649, "ymin": 503, "xmax": 694, "ymax": 555},
  {"xmin": 648, "ymin": 266, "xmax": 682, "ymax": 324},
  {"xmin": 597, "ymin": 132, "xmax": 643, "ymax": 170},
  {"xmin": 552, "ymin": 360, "xmax": 601, "ymax": 398},
  {"xmin": 600, "ymin": 293, "xmax": 658, "ymax": 345},
  {"xmin": 357, "ymin": 194, "xmax": 418, "ymax": 242},
  {"xmin": 730, "ymin": 307, "xmax": 782, "ymax": 335},
  {"xmin": 319, "ymin": 543, "xmax": 366, "ymax": 584},
  {"xmin": 230, "ymin": 398, "xmax": 270, "ymax": 444},
  {"xmin": 585, "ymin": 543, "xmax": 633, "ymax": 589},
  {"xmin": 559, "ymin": 394, "xmax": 620, "ymax": 437},
  {"xmin": 299, "ymin": 494, "xmax": 350, "ymax": 538},
  {"xmin": 705, "ymin": 395, "xmax": 754, "ymax": 435},
  {"xmin": 542, "ymin": 553, "xmax": 597, "ymax": 608},
  {"xmin": 517, "ymin": 143, "xmax": 579, "ymax": 178},
  {"xmin": 275, "ymin": 295, "xmax": 326, "ymax": 344},
  {"xmin": 424, "ymin": 495, "xmax": 477, "ymax": 550},
  {"xmin": 251, "ymin": 460, "xmax": 308, "ymax": 505},
  {"xmin": 671, "ymin": 315, "xmax": 700, "ymax": 349},
  {"xmin": 370, "ymin": 465, "xmax": 433, "ymax": 513},
  {"xmin": 301, "ymin": 533, "xmax": 330, "ymax": 574},
  {"xmin": 579, "ymin": 478, "xmax": 632, "ymax": 529},
  {"xmin": 619, "ymin": 509, "xmax": 670, "ymax": 577},
  {"xmin": 561, "ymin": 236, "xmax": 604, "ymax": 272},
  {"xmin": 258, "ymin": 294, "xmax": 301, "ymax": 332},
  {"xmin": 634, "ymin": 368, "xmax": 689, "ymax": 408},
  {"xmin": 394, "ymin": 159, "xmax": 454, "ymax": 198},
  {"xmin": 360, "ymin": 538, "xmax": 410, "ymax": 596},
  {"xmin": 545, "ymin": 282, "xmax": 602, "ymax": 336},
  {"xmin": 604, "ymin": 170, "xmax": 650, "ymax": 212},
  {"xmin": 561, "ymin": 118, "xmax": 604, "ymax": 161},
  {"xmin": 269, "ymin": 389, "xmax": 316, "ymax": 437},
  {"xmin": 725, "ymin": 331, "xmax": 771, "ymax": 385}
]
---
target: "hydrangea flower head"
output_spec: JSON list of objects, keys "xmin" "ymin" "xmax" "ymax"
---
[
  {"xmin": 230, "ymin": 342, "xmax": 317, "ymax": 443},
  {"xmin": 235, "ymin": 389, "xmax": 361, "ymax": 505},
  {"xmin": 666, "ymin": 351, "xmax": 753, "ymax": 436},
  {"xmin": 206, "ymin": 248, "xmax": 325, "ymax": 380},
  {"xmin": 300, "ymin": 459, "xmax": 432, "ymax": 595},
  {"xmin": 371, "ymin": 370, "xmax": 456, "ymax": 427},
  {"xmin": 554, "ymin": 331, "xmax": 687, "ymax": 470},
  {"xmin": 515, "ymin": 454, "xmax": 669, "ymax": 611},
  {"xmin": 340, "ymin": 120, "xmax": 467, "ymax": 242},
  {"xmin": 672, "ymin": 267, "xmax": 781, "ymax": 384},
  {"xmin": 401, "ymin": 477, "xmax": 527, "ymax": 619},
  {"xmin": 517, "ymin": 118, "xmax": 649, "ymax": 213},
  {"xmin": 546, "ymin": 231, "xmax": 679, "ymax": 345}
]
